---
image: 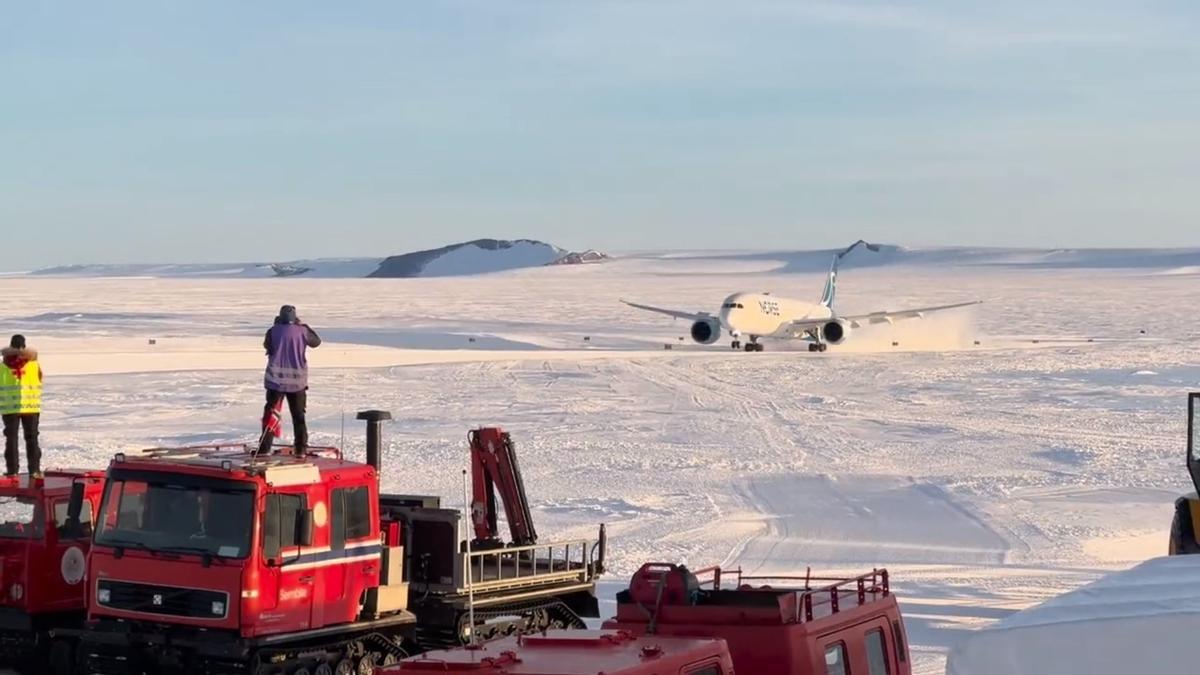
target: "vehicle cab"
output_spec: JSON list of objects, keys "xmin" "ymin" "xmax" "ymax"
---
[
  {"xmin": 603, "ymin": 563, "xmax": 911, "ymax": 675},
  {"xmin": 86, "ymin": 445, "xmax": 389, "ymax": 638},
  {"xmin": 0, "ymin": 470, "xmax": 105, "ymax": 668}
]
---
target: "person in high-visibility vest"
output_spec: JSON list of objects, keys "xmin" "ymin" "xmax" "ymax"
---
[{"xmin": 0, "ymin": 334, "xmax": 42, "ymax": 479}]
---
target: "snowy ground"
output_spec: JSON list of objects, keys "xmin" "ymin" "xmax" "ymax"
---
[{"xmin": 2, "ymin": 254, "xmax": 1197, "ymax": 674}]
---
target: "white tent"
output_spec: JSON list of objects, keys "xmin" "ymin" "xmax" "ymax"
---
[{"xmin": 947, "ymin": 555, "xmax": 1200, "ymax": 675}]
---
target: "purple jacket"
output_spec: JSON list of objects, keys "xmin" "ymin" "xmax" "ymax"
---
[{"xmin": 264, "ymin": 322, "xmax": 321, "ymax": 392}]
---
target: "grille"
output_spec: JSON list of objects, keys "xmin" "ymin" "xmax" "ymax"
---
[{"xmin": 97, "ymin": 579, "xmax": 229, "ymax": 619}]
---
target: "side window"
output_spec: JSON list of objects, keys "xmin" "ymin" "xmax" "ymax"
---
[
  {"xmin": 54, "ymin": 499, "xmax": 93, "ymax": 539},
  {"xmin": 892, "ymin": 619, "xmax": 907, "ymax": 664},
  {"xmin": 102, "ymin": 484, "xmax": 145, "ymax": 530},
  {"xmin": 866, "ymin": 629, "xmax": 889, "ymax": 675},
  {"xmin": 331, "ymin": 486, "xmax": 371, "ymax": 551},
  {"xmin": 263, "ymin": 493, "xmax": 304, "ymax": 560},
  {"xmin": 825, "ymin": 643, "xmax": 848, "ymax": 675}
]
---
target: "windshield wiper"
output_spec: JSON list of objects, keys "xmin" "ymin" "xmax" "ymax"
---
[
  {"xmin": 160, "ymin": 544, "xmax": 224, "ymax": 567},
  {"xmin": 99, "ymin": 538, "xmax": 179, "ymax": 560}
]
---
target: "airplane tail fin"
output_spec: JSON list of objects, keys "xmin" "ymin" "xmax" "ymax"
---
[{"xmin": 819, "ymin": 239, "xmax": 880, "ymax": 309}]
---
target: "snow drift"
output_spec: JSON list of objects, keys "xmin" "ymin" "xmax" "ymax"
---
[{"xmin": 946, "ymin": 555, "xmax": 1200, "ymax": 675}]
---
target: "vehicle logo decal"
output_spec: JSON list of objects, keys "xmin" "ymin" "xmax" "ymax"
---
[{"xmin": 61, "ymin": 546, "xmax": 86, "ymax": 585}]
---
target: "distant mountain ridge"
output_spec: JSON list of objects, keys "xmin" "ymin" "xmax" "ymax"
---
[
  {"xmin": 23, "ymin": 239, "xmax": 609, "ymax": 279},
  {"xmin": 19, "ymin": 244, "xmax": 1200, "ymax": 278}
]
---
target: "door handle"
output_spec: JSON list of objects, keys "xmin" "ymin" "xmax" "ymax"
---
[{"xmin": 298, "ymin": 575, "xmax": 314, "ymax": 584}]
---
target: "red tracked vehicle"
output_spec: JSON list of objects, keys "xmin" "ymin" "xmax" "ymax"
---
[
  {"xmin": 67, "ymin": 413, "xmax": 605, "ymax": 675},
  {"xmin": 0, "ymin": 470, "xmax": 105, "ymax": 673},
  {"xmin": 385, "ymin": 562, "xmax": 910, "ymax": 675}
]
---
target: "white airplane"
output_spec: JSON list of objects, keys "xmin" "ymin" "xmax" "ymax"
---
[{"xmin": 622, "ymin": 240, "xmax": 982, "ymax": 352}]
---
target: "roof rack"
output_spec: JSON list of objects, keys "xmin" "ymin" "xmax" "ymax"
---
[
  {"xmin": 692, "ymin": 566, "xmax": 890, "ymax": 622},
  {"xmin": 140, "ymin": 444, "xmax": 252, "ymax": 459}
]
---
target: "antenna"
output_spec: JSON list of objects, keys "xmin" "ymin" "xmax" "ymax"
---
[
  {"xmin": 462, "ymin": 468, "xmax": 477, "ymax": 647},
  {"xmin": 339, "ymin": 355, "xmax": 347, "ymax": 453}
]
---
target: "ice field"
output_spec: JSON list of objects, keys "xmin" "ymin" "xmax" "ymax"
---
[{"xmin": 3, "ymin": 251, "xmax": 1199, "ymax": 674}]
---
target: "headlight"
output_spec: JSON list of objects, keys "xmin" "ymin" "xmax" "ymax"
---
[
  {"xmin": 9, "ymin": 584, "xmax": 23, "ymax": 601},
  {"xmin": 211, "ymin": 601, "xmax": 225, "ymax": 616},
  {"xmin": 97, "ymin": 588, "xmax": 111, "ymax": 604}
]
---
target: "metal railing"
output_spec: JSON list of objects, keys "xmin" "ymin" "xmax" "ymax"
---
[
  {"xmin": 692, "ymin": 565, "xmax": 890, "ymax": 623},
  {"xmin": 136, "ymin": 444, "xmax": 342, "ymax": 463},
  {"xmin": 460, "ymin": 538, "xmax": 597, "ymax": 594}
]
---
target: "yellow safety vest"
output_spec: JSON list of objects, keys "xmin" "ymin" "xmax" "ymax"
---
[{"xmin": 0, "ymin": 360, "xmax": 41, "ymax": 415}]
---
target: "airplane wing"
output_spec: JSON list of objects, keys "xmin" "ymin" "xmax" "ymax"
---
[
  {"xmin": 775, "ymin": 300, "xmax": 982, "ymax": 338},
  {"xmin": 620, "ymin": 299, "xmax": 711, "ymax": 322}
]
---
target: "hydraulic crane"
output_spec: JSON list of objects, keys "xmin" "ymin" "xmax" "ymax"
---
[{"xmin": 469, "ymin": 427, "xmax": 538, "ymax": 549}]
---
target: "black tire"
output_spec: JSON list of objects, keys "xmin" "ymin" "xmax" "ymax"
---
[
  {"xmin": 48, "ymin": 639, "xmax": 76, "ymax": 675},
  {"xmin": 1170, "ymin": 501, "xmax": 1200, "ymax": 555}
]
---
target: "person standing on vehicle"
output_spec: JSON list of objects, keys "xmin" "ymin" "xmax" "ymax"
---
[
  {"xmin": 260, "ymin": 305, "xmax": 321, "ymax": 454},
  {"xmin": 1, "ymin": 335, "xmax": 42, "ymax": 478}
]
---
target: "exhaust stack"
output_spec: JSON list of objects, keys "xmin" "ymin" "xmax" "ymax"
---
[{"xmin": 356, "ymin": 409, "xmax": 392, "ymax": 472}]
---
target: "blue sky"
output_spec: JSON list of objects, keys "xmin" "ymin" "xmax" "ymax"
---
[{"xmin": 2, "ymin": 1, "xmax": 1197, "ymax": 267}]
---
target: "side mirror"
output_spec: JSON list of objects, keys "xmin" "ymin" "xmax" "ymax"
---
[
  {"xmin": 298, "ymin": 509, "xmax": 315, "ymax": 548},
  {"xmin": 62, "ymin": 482, "xmax": 86, "ymax": 538}
]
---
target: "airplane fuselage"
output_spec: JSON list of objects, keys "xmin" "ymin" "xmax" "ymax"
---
[{"xmin": 718, "ymin": 292, "xmax": 833, "ymax": 339}]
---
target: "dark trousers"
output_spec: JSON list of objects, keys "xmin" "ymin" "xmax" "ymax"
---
[
  {"xmin": 2, "ymin": 413, "xmax": 40, "ymax": 476},
  {"xmin": 260, "ymin": 389, "xmax": 307, "ymax": 454}
]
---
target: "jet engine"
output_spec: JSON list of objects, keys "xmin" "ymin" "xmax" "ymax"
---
[
  {"xmin": 821, "ymin": 319, "xmax": 850, "ymax": 345},
  {"xmin": 690, "ymin": 317, "xmax": 722, "ymax": 345}
]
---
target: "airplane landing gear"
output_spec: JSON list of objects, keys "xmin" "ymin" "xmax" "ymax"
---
[
  {"xmin": 808, "ymin": 343, "xmax": 828, "ymax": 353},
  {"xmin": 731, "ymin": 340, "xmax": 741, "ymax": 350},
  {"xmin": 744, "ymin": 340, "xmax": 763, "ymax": 353}
]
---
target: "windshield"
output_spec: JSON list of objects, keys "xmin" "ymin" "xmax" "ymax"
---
[
  {"xmin": 0, "ymin": 496, "xmax": 43, "ymax": 539},
  {"xmin": 94, "ymin": 475, "xmax": 255, "ymax": 559}
]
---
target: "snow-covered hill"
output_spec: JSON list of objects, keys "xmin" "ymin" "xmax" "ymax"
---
[
  {"xmin": 549, "ymin": 249, "xmax": 610, "ymax": 266},
  {"xmin": 369, "ymin": 239, "xmax": 567, "ymax": 278}
]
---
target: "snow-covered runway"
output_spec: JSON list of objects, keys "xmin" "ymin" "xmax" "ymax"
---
[{"xmin": 2, "ymin": 252, "xmax": 1196, "ymax": 673}]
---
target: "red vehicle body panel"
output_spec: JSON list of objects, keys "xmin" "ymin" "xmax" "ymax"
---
[
  {"xmin": 0, "ymin": 471, "xmax": 104, "ymax": 618},
  {"xmin": 388, "ymin": 630, "xmax": 734, "ymax": 674}
]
